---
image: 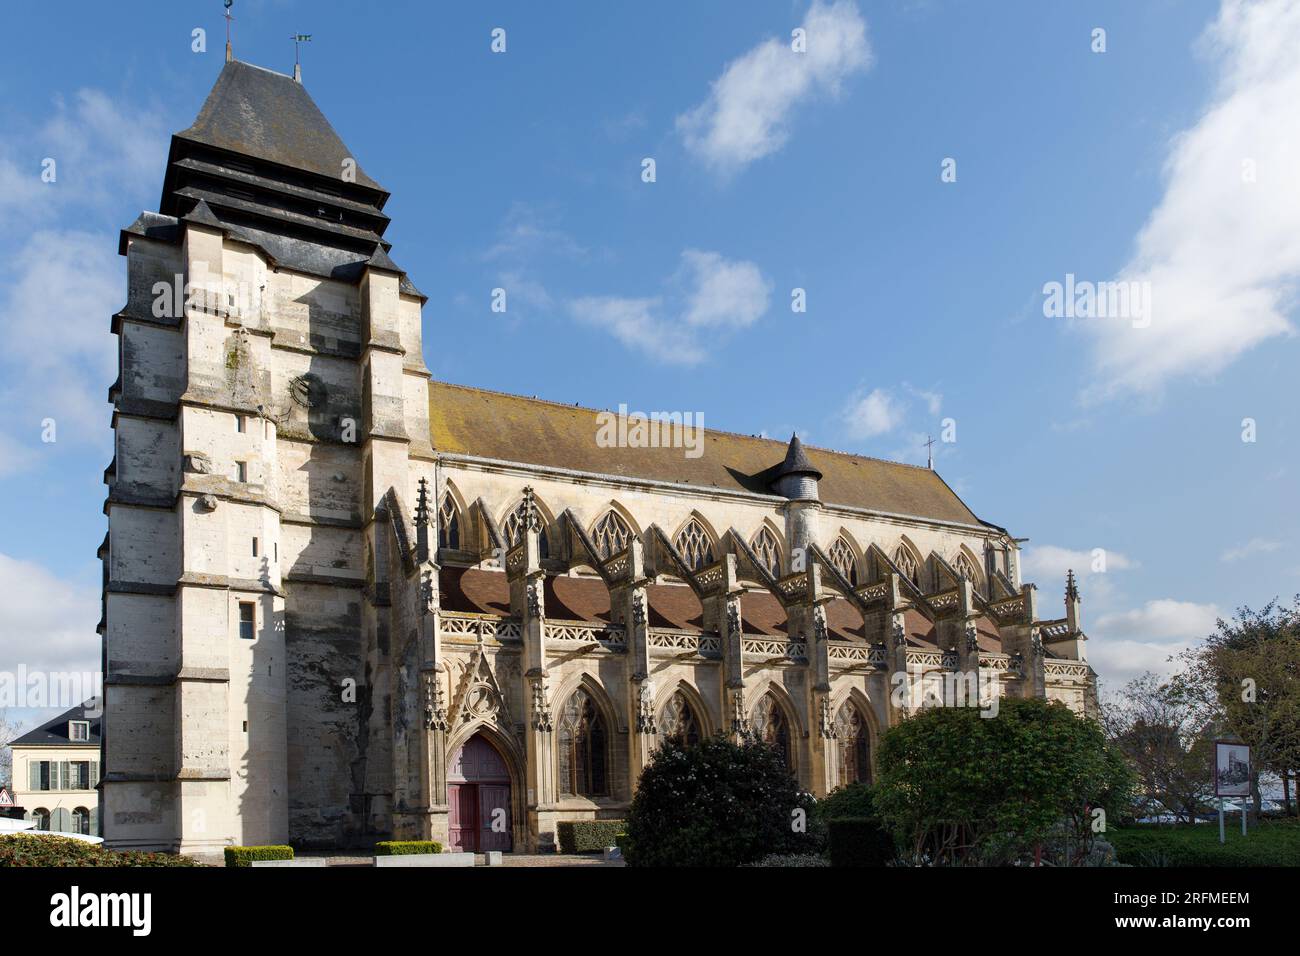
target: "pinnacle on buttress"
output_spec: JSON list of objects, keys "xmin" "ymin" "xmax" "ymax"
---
[
  {"xmin": 414, "ymin": 477, "xmax": 432, "ymax": 562},
  {"xmin": 521, "ymin": 486, "xmax": 540, "ymax": 532},
  {"xmin": 1065, "ymin": 568, "xmax": 1079, "ymax": 602},
  {"xmin": 415, "ymin": 477, "xmax": 431, "ymax": 526}
]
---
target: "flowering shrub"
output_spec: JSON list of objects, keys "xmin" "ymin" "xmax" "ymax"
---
[{"xmin": 0, "ymin": 834, "xmax": 198, "ymax": 867}]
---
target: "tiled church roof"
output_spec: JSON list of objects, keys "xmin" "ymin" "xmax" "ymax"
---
[
  {"xmin": 429, "ymin": 381, "xmax": 982, "ymax": 526},
  {"xmin": 175, "ymin": 60, "xmax": 382, "ymax": 190}
]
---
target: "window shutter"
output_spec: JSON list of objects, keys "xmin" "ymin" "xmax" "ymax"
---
[
  {"xmin": 90, "ymin": 810, "xmax": 99, "ymax": 836},
  {"xmin": 29, "ymin": 761, "xmax": 39, "ymax": 790},
  {"xmin": 90, "ymin": 761, "xmax": 99, "ymax": 789},
  {"xmin": 53, "ymin": 807, "xmax": 70, "ymax": 833},
  {"xmin": 59, "ymin": 761, "xmax": 70, "ymax": 791}
]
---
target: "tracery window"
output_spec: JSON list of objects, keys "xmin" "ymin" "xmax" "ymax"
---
[
  {"xmin": 658, "ymin": 691, "xmax": 702, "ymax": 747},
  {"xmin": 591, "ymin": 510, "xmax": 632, "ymax": 560},
  {"xmin": 557, "ymin": 687, "xmax": 608, "ymax": 797},
  {"xmin": 954, "ymin": 551, "xmax": 979, "ymax": 584},
  {"xmin": 504, "ymin": 501, "xmax": 550, "ymax": 559},
  {"xmin": 750, "ymin": 526, "xmax": 781, "ymax": 577},
  {"xmin": 751, "ymin": 693, "xmax": 792, "ymax": 769},
  {"xmin": 893, "ymin": 545, "xmax": 920, "ymax": 587},
  {"xmin": 834, "ymin": 702, "xmax": 872, "ymax": 785},
  {"xmin": 675, "ymin": 518, "xmax": 715, "ymax": 571},
  {"xmin": 438, "ymin": 494, "xmax": 460, "ymax": 550},
  {"xmin": 828, "ymin": 537, "xmax": 858, "ymax": 586}
]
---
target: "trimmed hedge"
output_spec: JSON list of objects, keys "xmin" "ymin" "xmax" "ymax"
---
[
  {"xmin": 557, "ymin": 820, "xmax": 625, "ymax": 854},
  {"xmin": 375, "ymin": 840, "xmax": 443, "ymax": 856},
  {"xmin": 827, "ymin": 818, "xmax": 896, "ymax": 867},
  {"xmin": 1109, "ymin": 821, "xmax": 1300, "ymax": 867},
  {"xmin": 744, "ymin": 853, "xmax": 830, "ymax": 867},
  {"xmin": 0, "ymin": 835, "xmax": 198, "ymax": 868},
  {"xmin": 224, "ymin": 845, "xmax": 294, "ymax": 867}
]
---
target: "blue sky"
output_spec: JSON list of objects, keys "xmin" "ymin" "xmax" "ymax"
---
[{"xmin": 1, "ymin": 0, "xmax": 1298, "ymax": 732}]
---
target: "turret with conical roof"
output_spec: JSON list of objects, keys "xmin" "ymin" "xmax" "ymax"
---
[{"xmin": 771, "ymin": 433, "xmax": 822, "ymax": 501}]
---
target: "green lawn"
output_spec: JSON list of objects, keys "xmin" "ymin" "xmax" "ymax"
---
[{"xmin": 1109, "ymin": 818, "xmax": 1300, "ymax": 867}]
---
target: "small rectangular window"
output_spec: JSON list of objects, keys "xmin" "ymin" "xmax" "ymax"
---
[
  {"xmin": 235, "ymin": 461, "xmax": 248, "ymax": 483},
  {"xmin": 239, "ymin": 602, "xmax": 255, "ymax": 640},
  {"xmin": 274, "ymin": 542, "xmax": 278, "ymax": 562},
  {"xmin": 235, "ymin": 415, "xmax": 245, "ymax": 433},
  {"xmin": 68, "ymin": 720, "xmax": 89, "ymax": 742},
  {"xmin": 252, "ymin": 537, "xmax": 259, "ymax": 557}
]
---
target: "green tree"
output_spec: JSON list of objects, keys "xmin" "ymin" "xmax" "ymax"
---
[
  {"xmin": 622, "ymin": 734, "xmax": 817, "ymax": 867},
  {"xmin": 1103, "ymin": 673, "xmax": 1214, "ymax": 823},
  {"xmin": 874, "ymin": 697, "xmax": 1132, "ymax": 865},
  {"xmin": 1176, "ymin": 599, "xmax": 1300, "ymax": 819}
]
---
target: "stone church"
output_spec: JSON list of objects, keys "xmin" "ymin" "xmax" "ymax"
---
[{"xmin": 100, "ymin": 53, "xmax": 1097, "ymax": 857}]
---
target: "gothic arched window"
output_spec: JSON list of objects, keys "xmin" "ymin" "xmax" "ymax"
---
[
  {"xmin": 834, "ymin": 702, "xmax": 872, "ymax": 785},
  {"xmin": 751, "ymin": 693, "xmax": 792, "ymax": 770},
  {"xmin": 893, "ymin": 545, "xmax": 920, "ymax": 587},
  {"xmin": 829, "ymin": 537, "xmax": 858, "ymax": 586},
  {"xmin": 591, "ymin": 510, "xmax": 632, "ymax": 560},
  {"xmin": 675, "ymin": 519, "xmax": 715, "ymax": 572},
  {"xmin": 558, "ymin": 687, "xmax": 608, "ymax": 797},
  {"xmin": 658, "ymin": 690, "xmax": 702, "ymax": 747},
  {"xmin": 954, "ymin": 551, "xmax": 979, "ymax": 585},
  {"xmin": 750, "ymin": 526, "xmax": 781, "ymax": 577},
  {"xmin": 504, "ymin": 500, "xmax": 550, "ymax": 559},
  {"xmin": 438, "ymin": 494, "xmax": 460, "ymax": 550}
]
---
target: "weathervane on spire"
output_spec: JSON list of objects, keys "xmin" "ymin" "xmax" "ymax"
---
[
  {"xmin": 291, "ymin": 32, "xmax": 312, "ymax": 82},
  {"xmin": 224, "ymin": 0, "xmax": 234, "ymax": 62}
]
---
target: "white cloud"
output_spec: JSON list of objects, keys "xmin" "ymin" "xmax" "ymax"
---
[
  {"xmin": 1019, "ymin": 544, "xmax": 1136, "ymax": 607},
  {"xmin": 1089, "ymin": 598, "xmax": 1221, "ymax": 685},
  {"xmin": 679, "ymin": 250, "xmax": 771, "ymax": 329},
  {"xmin": 1085, "ymin": 0, "xmax": 1300, "ymax": 399},
  {"xmin": 1095, "ymin": 598, "xmax": 1221, "ymax": 642},
  {"xmin": 0, "ymin": 554, "xmax": 100, "ymax": 677},
  {"xmin": 0, "ymin": 88, "xmax": 166, "ymax": 221},
  {"xmin": 1220, "ymin": 536, "xmax": 1283, "ymax": 562},
  {"xmin": 1020, "ymin": 545, "xmax": 1135, "ymax": 583},
  {"xmin": 903, "ymin": 383, "xmax": 943, "ymax": 416},
  {"xmin": 676, "ymin": 0, "xmax": 872, "ymax": 176},
  {"xmin": 482, "ymin": 202, "xmax": 589, "ymax": 264},
  {"xmin": 843, "ymin": 388, "xmax": 904, "ymax": 438},
  {"xmin": 570, "ymin": 249, "xmax": 771, "ymax": 364},
  {"xmin": 0, "ymin": 230, "xmax": 119, "ymax": 472}
]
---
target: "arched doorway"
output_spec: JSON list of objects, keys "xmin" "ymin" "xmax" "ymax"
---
[{"xmin": 448, "ymin": 733, "xmax": 513, "ymax": 852}]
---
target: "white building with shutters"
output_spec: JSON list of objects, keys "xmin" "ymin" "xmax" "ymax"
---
[{"xmin": 7, "ymin": 702, "xmax": 101, "ymax": 836}]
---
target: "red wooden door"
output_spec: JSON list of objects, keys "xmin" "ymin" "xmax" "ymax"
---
[
  {"xmin": 479, "ymin": 785, "xmax": 512, "ymax": 852},
  {"xmin": 448, "ymin": 734, "xmax": 515, "ymax": 853},
  {"xmin": 448, "ymin": 784, "xmax": 479, "ymax": 851}
]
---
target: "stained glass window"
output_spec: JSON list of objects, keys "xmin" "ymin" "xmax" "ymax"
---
[
  {"xmin": 558, "ymin": 688, "xmax": 608, "ymax": 796},
  {"xmin": 438, "ymin": 494, "xmax": 460, "ymax": 550},
  {"xmin": 750, "ymin": 526, "xmax": 781, "ymax": 577},
  {"xmin": 675, "ymin": 519, "xmax": 715, "ymax": 571},
  {"xmin": 591, "ymin": 510, "xmax": 632, "ymax": 560},
  {"xmin": 658, "ymin": 691, "xmax": 701, "ymax": 747},
  {"xmin": 834, "ymin": 702, "xmax": 872, "ymax": 785},
  {"xmin": 751, "ymin": 693, "xmax": 792, "ymax": 769},
  {"xmin": 829, "ymin": 537, "xmax": 858, "ymax": 586}
]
